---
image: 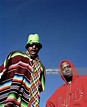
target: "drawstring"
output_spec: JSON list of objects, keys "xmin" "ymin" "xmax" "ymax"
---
[{"xmin": 66, "ymin": 82, "xmax": 72, "ymax": 107}]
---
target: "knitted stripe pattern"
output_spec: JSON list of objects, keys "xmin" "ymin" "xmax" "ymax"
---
[{"xmin": 0, "ymin": 51, "xmax": 45, "ymax": 107}]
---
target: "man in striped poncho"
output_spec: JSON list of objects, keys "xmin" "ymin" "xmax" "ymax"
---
[{"xmin": 0, "ymin": 34, "xmax": 46, "ymax": 107}]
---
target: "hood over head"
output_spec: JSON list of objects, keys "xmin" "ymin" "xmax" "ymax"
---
[{"xmin": 58, "ymin": 60, "xmax": 79, "ymax": 83}]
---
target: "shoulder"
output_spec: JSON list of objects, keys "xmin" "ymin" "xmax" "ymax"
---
[
  {"xmin": 47, "ymin": 85, "xmax": 64, "ymax": 100},
  {"xmin": 77, "ymin": 75, "xmax": 87, "ymax": 81},
  {"xmin": 7, "ymin": 50, "xmax": 28, "ymax": 59},
  {"xmin": 46, "ymin": 85, "xmax": 64, "ymax": 106}
]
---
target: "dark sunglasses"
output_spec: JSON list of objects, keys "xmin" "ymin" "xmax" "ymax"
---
[{"xmin": 28, "ymin": 43, "xmax": 40, "ymax": 47}]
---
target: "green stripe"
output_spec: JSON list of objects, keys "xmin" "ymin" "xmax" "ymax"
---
[
  {"xmin": 21, "ymin": 101, "xmax": 28, "ymax": 107},
  {"xmin": 4, "ymin": 51, "xmax": 29, "ymax": 67},
  {"xmin": 8, "ymin": 51, "xmax": 28, "ymax": 59},
  {"xmin": 41, "ymin": 73, "xmax": 45, "ymax": 91},
  {"xmin": 0, "ymin": 104, "xmax": 4, "ymax": 107}
]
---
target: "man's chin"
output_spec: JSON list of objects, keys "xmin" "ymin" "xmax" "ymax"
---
[{"xmin": 30, "ymin": 54, "xmax": 37, "ymax": 59}]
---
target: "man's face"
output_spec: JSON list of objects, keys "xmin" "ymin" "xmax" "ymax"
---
[
  {"xmin": 27, "ymin": 43, "xmax": 40, "ymax": 59},
  {"xmin": 61, "ymin": 62, "xmax": 72, "ymax": 78}
]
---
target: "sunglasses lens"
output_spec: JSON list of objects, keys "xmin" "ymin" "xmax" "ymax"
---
[
  {"xmin": 29, "ymin": 43, "xmax": 39, "ymax": 47},
  {"xmin": 29, "ymin": 44, "xmax": 33, "ymax": 47}
]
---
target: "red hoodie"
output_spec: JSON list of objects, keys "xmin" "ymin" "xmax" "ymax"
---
[{"xmin": 46, "ymin": 60, "xmax": 87, "ymax": 107}]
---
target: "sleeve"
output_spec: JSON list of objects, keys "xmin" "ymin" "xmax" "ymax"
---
[
  {"xmin": 83, "ymin": 75, "xmax": 87, "ymax": 103},
  {"xmin": 46, "ymin": 100, "xmax": 55, "ymax": 107},
  {"xmin": 4, "ymin": 71, "xmax": 29, "ymax": 107},
  {"xmin": 39, "ymin": 65, "xmax": 46, "ymax": 92},
  {"xmin": 4, "ymin": 73, "xmax": 23, "ymax": 107},
  {"xmin": 1, "ymin": 51, "xmax": 30, "ymax": 107}
]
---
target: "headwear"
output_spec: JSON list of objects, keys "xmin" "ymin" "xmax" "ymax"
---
[
  {"xmin": 25, "ymin": 34, "xmax": 42, "ymax": 49},
  {"xmin": 58, "ymin": 60, "xmax": 79, "ymax": 83}
]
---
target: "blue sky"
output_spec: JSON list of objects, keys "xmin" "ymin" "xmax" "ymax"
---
[{"xmin": 0, "ymin": 0, "xmax": 87, "ymax": 106}]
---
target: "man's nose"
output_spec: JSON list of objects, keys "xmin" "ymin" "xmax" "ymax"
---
[{"xmin": 65, "ymin": 67, "xmax": 69, "ymax": 71}]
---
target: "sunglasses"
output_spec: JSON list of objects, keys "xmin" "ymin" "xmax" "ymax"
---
[{"xmin": 28, "ymin": 43, "xmax": 40, "ymax": 47}]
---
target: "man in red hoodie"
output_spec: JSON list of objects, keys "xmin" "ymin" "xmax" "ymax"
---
[{"xmin": 46, "ymin": 60, "xmax": 87, "ymax": 107}]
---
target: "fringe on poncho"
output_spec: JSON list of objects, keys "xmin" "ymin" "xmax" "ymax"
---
[{"xmin": 0, "ymin": 50, "xmax": 46, "ymax": 107}]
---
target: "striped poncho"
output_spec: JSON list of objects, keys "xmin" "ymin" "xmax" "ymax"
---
[{"xmin": 0, "ymin": 50, "xmax": 46, "ymax": 107}]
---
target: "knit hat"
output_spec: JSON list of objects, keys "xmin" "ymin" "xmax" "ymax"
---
[{"xmin": 25, "ymin": 34, "xmax": 42, "ymax": 49}]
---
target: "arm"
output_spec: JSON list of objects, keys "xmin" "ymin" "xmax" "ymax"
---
[
  {"xmin": 39, "ymin": 65, "xmax": 46, "ymax": 92},
  {"xmin": 46, "ymin": 101, "xmax": 55, "ymax": 107},
  {"xmin": 0, "ymin": 51, "xmax": 31, "ymax": 107},
  {"xmin": 4, "ymin": 73, "xmax": 23, "ymax": 107},
  {"xmin": 4, "ymin": 69, "xmax": 29, "ymax": 107}
]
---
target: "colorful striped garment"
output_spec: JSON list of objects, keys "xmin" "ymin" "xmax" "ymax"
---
[{"xmin": 0, "ymin": 50, "xmax": 46, "ymax": 107}]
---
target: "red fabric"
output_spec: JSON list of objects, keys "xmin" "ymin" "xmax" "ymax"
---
[
  {"xmin": 0, "ymin": 64, "xmax": 4, "ymax": 73},
  {"xmin": 46, "ymin": 60, "xmax": 87, "ymax": 107}
]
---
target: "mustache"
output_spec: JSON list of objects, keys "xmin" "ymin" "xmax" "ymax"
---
[{"xmin": 30, "ymin": 49, "xmax": 38, "ymax": 53}]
